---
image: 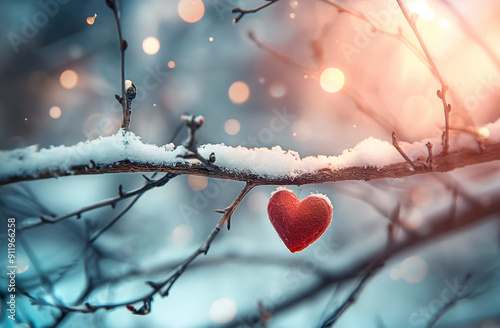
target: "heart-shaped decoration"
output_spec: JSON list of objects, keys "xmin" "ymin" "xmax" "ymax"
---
[{"xmin": 267, "ymin": 188, "xmax": 333, "ymax": 253}]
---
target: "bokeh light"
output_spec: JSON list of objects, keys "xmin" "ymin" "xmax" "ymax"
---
[
  {"xmin": 408, "ymin": 1, "xmax": 435, "ymax": 20},
  {"xmin": 86, "ymin": 13, "xmax": 97, "ymax": 25},
  {"xmin": 224, "ymin": 119, "xmax": 241, "ymax": 135},
  {"xmin": 49, "ymin": 106, "xmax": 62, "ymax": 119},
  {"xmin": 478, "ymin": 127, "xmax": 490, "ymax": 139},
  {"xmin": 171, "ymin": 224, "xmax": 194, "ymax": 247},
  {"xmin": 268, "ymin": 81, "xmax": 287, "ymax": 98},
  {"xmin": 291, "ymin": 120, "xmax": 312, "ymax": 142},
  {"xmin": 209, "ymin": 298, "xmax": 237, "ymax": 324},
  {"xmin": 188, "ymin": 175, "xmax": 208, "ymax": 190},
  {"xmin": 167, "ymin": 60, "xmax": 176, "ymax": 68},
  {"xmin": 228, "ymin": 81, "xmax": 250, "ymax": 104},
  {"xmin": 142, "ymin": 36, "xmax": 160, "ymax": 55},
  {"xmin": 389, "ymin": 267, "xmax": 401, "ymax": 280},
  {"xmin": 178, "ymin": 0, "xmax": 205, "ymax": 23},
  {"xmin": 401, "ymin": 256, "xmax": 428, "ymax": 283},
  {"xmin": 320, "ymin": 67, "xmax": 345, "ymax": 93},
  {"xmin": 59, "ymin": 70, "xmax": 79, "ymax": 89}
]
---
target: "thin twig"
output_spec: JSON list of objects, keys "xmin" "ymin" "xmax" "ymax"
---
[
  {"xmin": 321, "ymin": 0, "xmax": 428, "ymax": 66},
  {"xmin": 438, "ymin": 0, "xmax": 500, "ymax": 71},
  {"xmin": 106, "ymin": 0, "xmax": 129, "ymax": 130},
  {"xmin": 426, "ymin": 274, "xmax": 472, "ymax": 328},
  {"xmin": 29, "ymin": 182, "xmax": 258, "ymax": 314},
  {"xmin": 87, "ymin": 193, "xmax": 142, "ymax": 243},
  {"xmin": 18, "ymin": 173, "xmax": 176, "ymax": 231},
  {"xmin": 232, "ymin": 0, "xmax": 281, "ymax": 23},
  {"xmin": 320, "ymin": 260, "xmax": 385, "ymax": 327},
  {"xmin": 392, "ymin": 132, "xmax": 419, "ymax": 170},
  {"xmin": 396, "ymin": 0, "xmax": 452, "ymax": 153},
  {"xmin": 426, "ymin": 141, "xmax": 434, "ymax": 170}
]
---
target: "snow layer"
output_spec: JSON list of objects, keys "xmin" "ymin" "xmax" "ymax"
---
[{"xmin": 1, "ymin": 119, "xmax": 499, "ymax": 181}]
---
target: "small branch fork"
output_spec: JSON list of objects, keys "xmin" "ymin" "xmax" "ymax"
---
[
  {"xmin": 396, "ymin": 0, "xmax": 453, "ymax": 154},
  {"xmin": 27, "ymin": 182, "xmax": 258, "ymax": 315},
  {"xmin": 392, "ymin": 132, "xmax": 435, "ymax": 171},
  {"xmin": 232, "ymin": 0, "xmax": 281, "ymax": 23},
  {"xmin": 18, "ymin": 173, "xmax": 177, "ymax": 231},
  {"xmin": 176, "ymin": 115, "xmax": 215, "ymax": 170}
]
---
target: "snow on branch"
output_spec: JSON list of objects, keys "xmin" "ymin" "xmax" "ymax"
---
[{"xmin": 2, "ymin": 119, "xmax": 500, "ymax": 186}]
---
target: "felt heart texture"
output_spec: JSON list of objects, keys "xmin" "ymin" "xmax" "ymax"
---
[{"xmin": 267, "ymin": 188, "xmax": 333, "ymax": 253}]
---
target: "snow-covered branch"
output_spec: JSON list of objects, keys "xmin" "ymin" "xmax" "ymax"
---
[{"xmin": 2, "ymin": 123, "xmax": 500, "ymax": 186}]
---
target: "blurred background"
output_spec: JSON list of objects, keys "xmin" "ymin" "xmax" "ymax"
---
[{"xmin": 1, "ymin": 0, "xmax": 500, "ymax": 327}]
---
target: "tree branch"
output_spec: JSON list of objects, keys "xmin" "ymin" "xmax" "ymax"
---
[
  {"xmin": 25, "ymin": 182, "xmax": 257, "ymax": 315},
  {"xmin": 2, "ymin": 134, "xmax": 499, "ymax": 186}
]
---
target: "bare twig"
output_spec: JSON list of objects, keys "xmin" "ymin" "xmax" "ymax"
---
[
  {"xmin": 28, "ymin": 182, "xmax": 257, "ymax": 314},
  {"xmin": 119, "ymin": 80, "xmax": 137, "ymax": 131},
  {"xmin": 321, "ymin": 0, "xmax": 428, "ymax": 66},
  {"xmin": 18, "ymin": 173, "xmax": 177, "ymax": 231},
  {"xmin": 232, "ymin": 0, "xmax": 281, "ymax": 23},
  {"xmin": 87, "ymin": 193, "xmax": 142, "ymax": 243},
  {"xmin": 106, "ymin": 0, "xmax": 129, "ymax": 127},
  {"xmin": 320, "ymin": 260, "xmax": 385, "ymax": 327},
  {"xmin": 177, "ymin": 114, "xmax": 215, "ymax": 170},
  {"xmin": 392, "ymin": 132, "xmax": 419, "ymax": 170},
  {"xmin": 426, "ymin": 142, "xmax": 434, "ymax": 169},
  {"xmin": 438, "ymin": 0, "xmax": 500, "ymax": 71},
  {"xmin": 396, "ymin": 0, "xmax": 453, "ymax": 153},
  {"xmin": 426, "ymin": 274, "xmax": 472, "ymax": 328}
]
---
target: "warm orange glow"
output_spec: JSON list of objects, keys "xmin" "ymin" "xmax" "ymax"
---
[
  {"xmin": 86, "ymin": 13, "xmax": 97, "ymax": 25},
  {"xmin": 289, "ymin": 0, "xmax": 299, "ymax": 9},
  {"xmin": 224, "ymin": 119, "xmax": 241, "ymax": 135},
  {"xmin": 60, "ymin": 70, "xmax": 79, "ymax": 89},
  {"xmin": 142, "ymin": 36, "xmax": 160, "ymax": 55},
  {"xmin": 209, "ymin": 36, "xmax": 214, "ymax": 42},
  {"xmin": 188, "ymin": 175, "xmax": 208, "ymax": 190},
  {"xmin": 402, "ymin": 95, "xmax": 434, "ymax": 129},
  {"xmin": 228, "ymin": 81, "xmax": 250, "ymax": 104},
  {"xmin": 178, "ymin": 0, "xmax": 205, "ymax": 23},
  {"xmin": 408, "ymin": 1, "xmax": 435, "ymax": 20},
  {"xmin": 320, "ymin": 67, "xmax": 345, "ymax": 93},
  {"xmin": 289, "ymin": 13, "xmax": 296, "ymax": 19},
  {"xmin": 49, "ymin": 106, "xmax": 62, "ymax": 119},
  {"xmin": 167, "ymin": 60, "xmax": 175, "ymax": 68}
]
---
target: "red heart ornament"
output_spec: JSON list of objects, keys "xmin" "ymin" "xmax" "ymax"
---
[{"xmin": 267, "ymin": 188, "xmax": 333, "ymax": 253}]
